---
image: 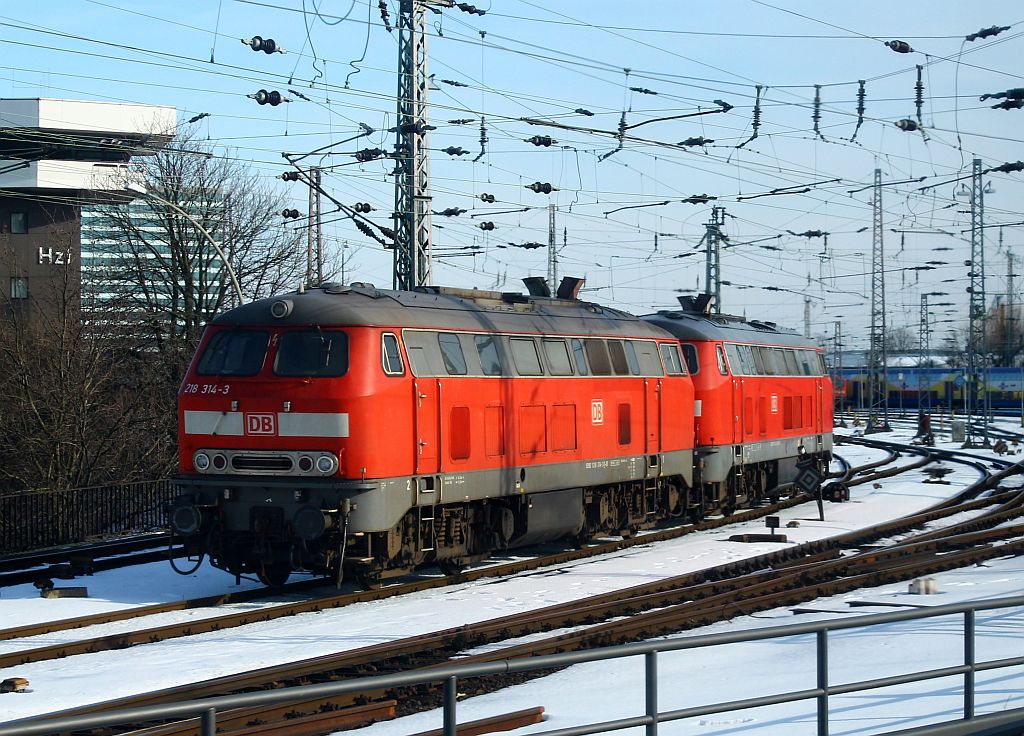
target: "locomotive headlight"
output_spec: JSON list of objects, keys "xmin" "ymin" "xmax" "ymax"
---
[
  {"xmin": 315, "ymin": 454, "xmax": 338, "ymax": 474},
  {"xmin": 193, "ymin": 452, "xmax": 211, "ymax": 472},
  {"xmin": 212, "ymin": 453, "xmax": 227, "ymax": 471},
  {"xmin": 297, "ymin": 455, "xmax": 314, "ymax": 473}
]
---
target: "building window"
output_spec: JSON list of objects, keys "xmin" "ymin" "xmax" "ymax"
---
[
  {"xmin": 9, "ymin": 276, "xmax": 28, "ymax": 299},
  {"xmin": 10, "ymin": 212, "xmax": 27, "ymax": 234}
]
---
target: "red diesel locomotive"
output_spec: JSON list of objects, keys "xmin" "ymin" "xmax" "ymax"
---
[
  {"xmin": 171, "ymin": 278, "xmax": 696, "ymax": 586},
  {"xmin": 642, "ymin": 295, "xmax": 833, "ymax": 516},
  {"xmin": 169, "ymin": 280, "xmax": 832, "ymax": 586}
]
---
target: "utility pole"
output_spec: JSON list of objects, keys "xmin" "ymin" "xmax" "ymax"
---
[
  {"xmin": 704, "ymin": 206, "xmax": 725, "ymax": 312},
  {"xmin": 803, "ymin": 297, "xmax": 811, "ymax": 338},
  {"xmin": 547, "ymin": 202, "xmax": 557, "ymax": 289},
  {"xmin": 866, "ymin": 167, "xmax": 891, "ymax": 433},
  {"xmin": 393, "ymin": 0, "xmax": 451, "ymax": 290},
  {"xmin": 919, "ymin": 294, "xmax": 931, "ymax": 412},
  {"xmin": 964, "ymin": 157, "xmax": 990, "ymax": 446}
]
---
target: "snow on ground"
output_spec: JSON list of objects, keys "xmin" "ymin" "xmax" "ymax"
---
[{"xmin": 0, "ymin": 421, "xmax": 1022, "ymax": 735}]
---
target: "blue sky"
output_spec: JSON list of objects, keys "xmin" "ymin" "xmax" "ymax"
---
[{"xmin": 2, "ymin": 1, "xmax": 1023, "ymax": 348}]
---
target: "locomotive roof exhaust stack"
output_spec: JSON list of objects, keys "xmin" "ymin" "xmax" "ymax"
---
[
  {"xmin": 556, "ymin": 276, "xmax": 585, "ymax": 300},
  {"xmin": 677, "ymin": 293, "xmax": 715, "ymax": 314},
  {"xmin": 523, "ymin": 276, "xmax": 551, "ymax": 297}
]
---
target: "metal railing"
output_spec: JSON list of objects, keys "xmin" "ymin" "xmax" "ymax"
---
[
  {"xmin": 3, "ymin": 595, "xmax": 1023, "ymax": 736},
  {"xmin": 0, "ymin": 479, "xmax": 173, "ymax": 555}
]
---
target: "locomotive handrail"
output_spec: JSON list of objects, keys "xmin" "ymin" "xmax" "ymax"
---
[{"xmin": 4, "ymin": 594, "xmax": 1024, "ymax": 736}]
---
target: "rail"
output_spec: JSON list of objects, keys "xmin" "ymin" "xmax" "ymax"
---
[
  {"xmin": 4, "ymin": 595, "xmax": 1024, "ymax": 736},
  {"xmin": 0, "ymin": 479, "xmax": 173, "ymax": 555}
]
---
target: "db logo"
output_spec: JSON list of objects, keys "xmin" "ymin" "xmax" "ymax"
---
[
  {"xmin": 591, "ymin": 399, "xmax": 604, "ymax": 425},
  {"xmin": 245, "ymin": 413, "xmax": 276, "ymax": 435}
]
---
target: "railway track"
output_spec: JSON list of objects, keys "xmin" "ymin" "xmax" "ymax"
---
[
  {"xmin": 0, "ymin": 439, "xmax": 914, "ymax": 672},
  {"xmin": 7, "ymin": 436, "xmax": 1017, "ymax": 736},
  {"xmin": 0, "ymin": 534, "xmax": 184, "ymax": 589},
  {"xmin": 0, "ymin": 486, "xmax": 815, "ymax": 669}
]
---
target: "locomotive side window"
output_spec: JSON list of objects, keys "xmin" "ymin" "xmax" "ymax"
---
[
  {"xmin": 274, "ymin": 330, "xmax": 348, "ymax": 377},
  {"xmin": 659, "ymin": 343, "xmax": 685, "ymax": 375},
  {"xmin": 583, "ymin": 339, "xmax": 612, "ymax": 375},
  {"xmin": 751, "ymin": 346, "xmax": 766, "ymax": 374},
  {"xmin": 608, "ymin": 340, "xmax": 631, "ymax": 375},
  {"xmin": 475, "ymin": 335, "xmax": 503, "ymax": 376},
  {"xmin": 740, "ymin": 345, "xmax": 757, "ymax": 374},
  {"xmin": 633, "ymin": 340, "xmax": 664, "ymax": 375},
  {"xmin": 798, "ymin": 351, "xmax": 813, "ymax": 375},
  {"xmin": 783, "ymin": 349, "xmax": 800, "ymax": 375},
  {"xmin": 510, "ymin": 337, "xmax": 543, "ymax": 376},
  {"xmin": 571, "ymin": 338, "xmax": 589, "ymax": 375},
  {"xmin": 542, "ymin": 339, "xmax": 573, "ymax": 376},
  {"xmin": 437, "ymin": 333, "xmax": 468, "ymax": 375},
  {"xmin": 197, "ymin": 329, "xmax": 269, "ymax": 376},
  {"xmin": 681, "ymin": 343, "xmax": 699, "ymax": 374},
  {"xmin": 381, "ymin": 333, "xmax": 404, "ymax": 375},
  {"xmin": 716, "ymin": 345, "xmax": 729, "ymax": 375},
  {"xmin": 622, "ymin": 341, "xmax": 641, "ymax": 375}
]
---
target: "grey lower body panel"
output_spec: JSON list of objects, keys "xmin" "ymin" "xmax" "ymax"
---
[
  {"xmin": 174, "ymin": 448, "xmax": 693, "ymax": 533},
  {"xmin": 698, "ymin": 433, "xmax": 833, "ymax": 485}
]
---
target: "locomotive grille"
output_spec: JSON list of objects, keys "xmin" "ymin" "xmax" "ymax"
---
[{"xmin": 231, "ymin": 455, "xmax": 294, "ymax": 472}]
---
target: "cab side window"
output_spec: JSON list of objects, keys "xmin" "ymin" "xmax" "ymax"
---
[
  {"xmin": 382, "ymin": 333, "xmax": 404, "ymax": 375},
  {"xmin": 716, "ymin": 345, "xmax": 728, "ymax": 375},
  {"xmin": 681, "ymin": 343, "xmax": 699, "ymax": 374}
]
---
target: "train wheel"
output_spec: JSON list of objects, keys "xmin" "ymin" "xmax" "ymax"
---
[
  {"xmin": 437, "ymin": 560, "xmax": 466, "ymax": 576},
  {"xmin": 356, "ymin": 571, "xmax": 383, "ymax": 590},
  {"xmin": 257, "ymin": 563, "xmax": 290, "ymax": 587}
]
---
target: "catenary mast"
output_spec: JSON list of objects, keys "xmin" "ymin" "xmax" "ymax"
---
[{"xmin": 393, "ymin": 0, "xmax": 452, "ymax": 290}]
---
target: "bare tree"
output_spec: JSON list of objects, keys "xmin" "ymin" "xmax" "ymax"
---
[
  {"xmin": 0, "ymin": 235, "xmax": 175, "ymax": 492},
  {"xmin": 987, "ymin": 301, "xmax": 1023, "ymax": 367},
  {"xmin": 92, "ymin": 127, "xmax": 306, "ymax": 362},
  {"xmin": 884, "ymin": 326, "xmax": 916, "ymax": 353}
]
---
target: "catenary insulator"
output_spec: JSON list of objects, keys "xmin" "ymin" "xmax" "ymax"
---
[
  {"xmin": 479, "ymin": 221, "xmax": 496, "ymax": 231},
  {"xmin": 355, "ymin": 148, "xmax": 385, "ymax": 162},
  {"xmin": 354, "ymin": 203, "xmax": 373, "ymax": 213},
  {"xmin": 480, "ymin": 193, "xmax": 495, "ymax": 203},
  {"xmin": 252, "ymin": 89, "xmax": 284, "ymax": 106},
  {"xmin": 526, "ymin": 182, "xmax": 555, "ymax": 194},
  {"xmin": 895, "ymin": 119, "xmax": 919, "ymax": 132},
  {"xmin": 280, "ymin": 171, "xmax": 300, "ymax": 181},
  {"xmin": 885, "ymin": 40, "xmax": 913, "ymax": 54},
  {"xmin": 282, "ymin": 208, "xmax": 300, "ymax": 219}
]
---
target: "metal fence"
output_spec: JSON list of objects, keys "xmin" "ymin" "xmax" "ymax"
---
[
  {"xmin": 3, "ymin": 595, "xmax": 1023, "ymax": 736},
  {"xmin": 0, "ymin": 479, "xmax": 173, "ymax": 555}
]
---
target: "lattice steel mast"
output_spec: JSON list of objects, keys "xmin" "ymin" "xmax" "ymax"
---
[
  {"xmin": 704, "ymin": 206, "xmax": 725, "ymax": 312},
  {"xmin": 866, "ymin": 168, "xmax": 891, "ymax": 432},
  {"xmin": 393, "ymin": 0, "xmax": 451, "ymax": 290},
  {"xmin": 547, "ymin": 202, "xmax": 558, "ymax": 288},
  {"xmin": 965, "ymin": 157, "xmax": 990, "ymax": 446}
]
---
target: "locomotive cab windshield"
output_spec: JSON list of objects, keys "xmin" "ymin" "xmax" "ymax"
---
[{"xmin": 195, "ymin": 327, "xmax": 349, "ymax": 378}]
